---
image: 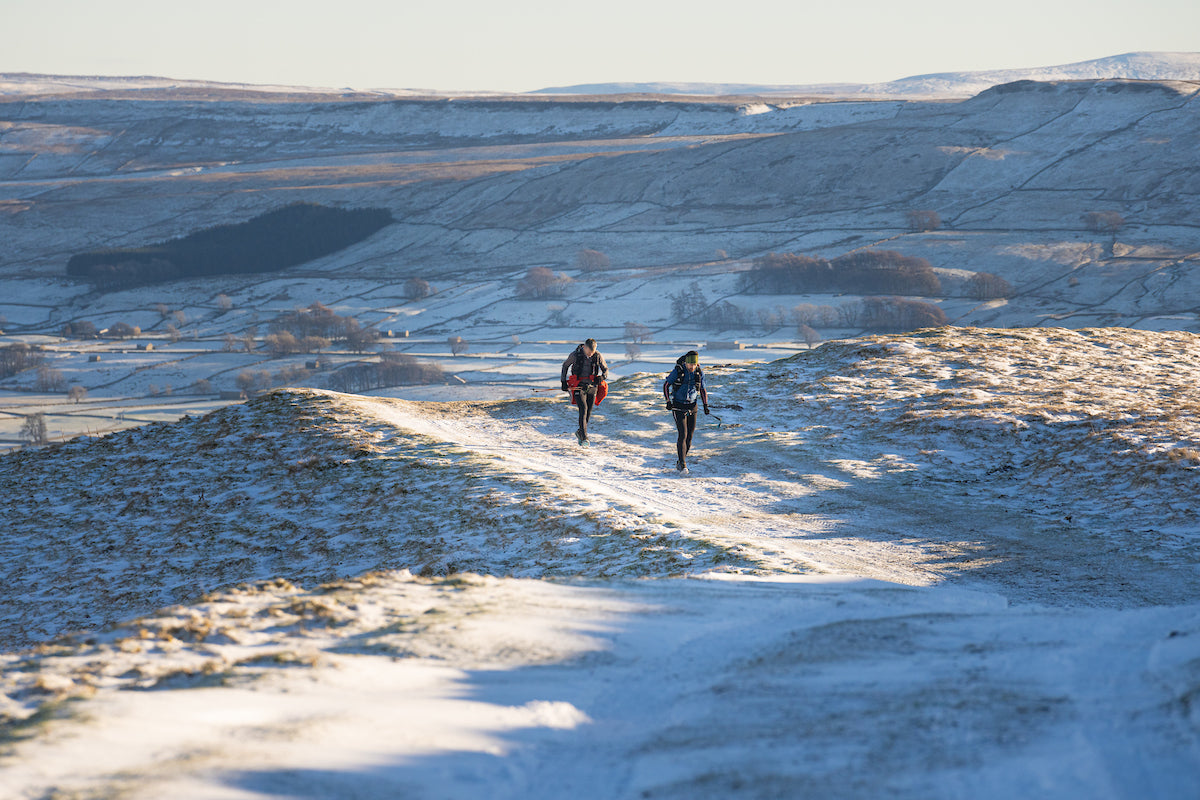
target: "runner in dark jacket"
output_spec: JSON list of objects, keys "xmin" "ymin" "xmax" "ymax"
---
[
  {"xmin": 662, "ymin": 350, "xmax": 708, "ymax": 472},
  {"xmin": 561, "ymin": 338, "xmax": 609, "ymax": 444}
]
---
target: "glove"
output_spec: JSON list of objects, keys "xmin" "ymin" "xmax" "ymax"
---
[
  {"xmin": 561, "ymin": 380, "xmax": 569, "ymax": 391},
  {"xmin": 703, "ymin": 405, "xmax": 710, "ymax": 415},
  {"xmin": 665, "ymin": 401, "xmax": 673, "ymax": 411}
]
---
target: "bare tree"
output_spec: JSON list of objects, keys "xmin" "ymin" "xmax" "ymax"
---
[
  {"xmin": 344, "ymin": 318, "xmax": 379, "ymax": 353},
  {"xmin": 242, "ymin": 325, "xmax": 258, "ymax": 353},
  {"xmin": 624, "ymin": 322, "xmax": 652, "ymax": 343},
  {"xmin": 757, "ymin": 307, "xmax": 784, "ymax": 333},
  {"xmin": 404, "ymin": 277, "xmax": 433, "ymax": 300},
  {"xmin": 861, "ymin": 297, "xmax": 948, "ymax": 331},
  {"xmin": 448, "ymin": 336, "xmax": 469, "ymax": 356},
  {"xmin": 518, "ymin": 267, "xmax": 572, "ymax": 299},
  {"xmin": 792, "ymin": 303, "xmax": 819, "ymax": 326},
  {"xmin": 625, "ymin": 342, "xmax": 643, "ymax": 361},
  {"xmin": 166, "ymin": 323, "xmax": 182, "ymax": 344},
  {"xmin": 21, "ymin": 414, "xmax": 48, "ymax": 446},
  {"xmin": 216, "ymin": 293, "xmax": 233, "ymax": 312},
  {"xmin": 906, "ymin": 210, "xmax": 942, "ymax": 232},
  {"xmin": 838, "ymin": 301, "xmax": 863, "ymax": 328},
  {"xmin": 265, "ymin": 331, "xmax": 300, "ymax": 357},
  {"xmin": 967, "ymin": 272, "xmax": 1013, "ymax": 300},
  {"xmin": 107, "ymin": 322, "xmax": 139, "ymax": 339},
  {"xmin": 576, "ymin": 249, "xmax": 611, "ymax": 271},
  {"xmin": 301, "ymin": 336, "xmax": 331, "ymax": 354},
  {"xmin": 274, "ymin": 365, "xmax": 312, "ymax": 386},
  {"xmin": 815, "ymin": 305, "xmax": 840, "ymax": 328},
  {"xmin": 799, "ymin": 324, "xmax": 821, "ymax": 350},
  {"xmin": 68, "ymin": 385, "xmax": 87, "ymax": 403},
  {"xmin": 222, "ymin": 333, "xmax": 238, "ymax": 352},
  {"xmin": 35, "ymin": 366, "xmax": 66, "ymax": 393},
  {"xmin": 236, "ymin": 370, "xmax": 270, "ymax": 394},
  {"xmin": 62, "ymin": 321, "xmax": 99, "ymax": 339},
  {"xmin": 1082, "ymin": 211, "xmax": 1125, "ymax": 235}
]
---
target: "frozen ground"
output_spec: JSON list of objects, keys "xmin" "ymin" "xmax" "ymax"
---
[
  {"xmin": 2, "ymin": 72, "xmax": 1199, "ymax": 454},
  {"xmin": 1, "ymin": 327, "xmax": 1198, "ymax": 798},
  {"xmin": 1, "ymin": 62, "xmax": 1199, "ymax": 797}
]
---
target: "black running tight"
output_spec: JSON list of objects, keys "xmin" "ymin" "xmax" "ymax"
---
[
  {"xmin": 672, "ymin": 406, "xmax": 697, "ymax": 463},
  {"xmin": 576, "ymin": 387, "xmax": 596, "ymax": 437}
]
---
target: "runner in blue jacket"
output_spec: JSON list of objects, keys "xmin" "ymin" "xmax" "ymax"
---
[{"xmin": 662, "ymin": 350, "xmax": 709, "ymax": 472}]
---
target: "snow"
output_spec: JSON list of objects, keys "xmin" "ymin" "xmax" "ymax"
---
[
  {"xmin": 535, "ymin": 52, "xmax": 1200, "ymax": 98},
  {"xmin": 1, "ymin": 575, "xmax": 1196, "ymax": 798},
  {"xmin": 1, "ymin": 58, "xmax": 1200, "ymax": 798},
  {"xmin": 2, "ymin": 325, "xmax": 1199, "ymax": 797}
]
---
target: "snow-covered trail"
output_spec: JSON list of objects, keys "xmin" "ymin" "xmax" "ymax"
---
[
  {"xmin": 4, "ymin": 571, "xmax": 1197, "ymax": 800},
  {"xmin": 343, "ymin": 337, "xmax": 1200, "ymax": 612},
  {"xmin": 3, "ymin": 366, "xmax": 1199, "ymax": 799},
  {"xmin": 352, "ymin": 389, "xmax": 981, "ymax": 590}
]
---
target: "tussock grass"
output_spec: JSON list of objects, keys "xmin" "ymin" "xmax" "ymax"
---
[
  {"xmin": 746, "ymin": 326, "xmax": 1200, "ymax": 547},
  {"xmin": 0, "ymin": 388, "xmax": 750, "ymax": 650}
]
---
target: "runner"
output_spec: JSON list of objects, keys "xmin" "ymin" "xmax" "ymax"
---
[
  {"xmin": 662, "ymin": 350, "xmax": 709, "ymax": 472},
  {"xmin": 560, "ymin": 338, "xmax": 609, "ymax": 445}
]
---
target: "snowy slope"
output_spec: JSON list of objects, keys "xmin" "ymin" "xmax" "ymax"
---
[
  {"xmin": 4, "ymin": 76, "xmax": 1196, "ymax": 343},
  {"xmin": 1, "ymin": 61, "xmax": 1200, "ymax": 797},
  {"xmin": 536, "ymin": 52, "xmax": 1200, "ymax": 96},
  {"xmin": 3, "ymin": 571, "xmax": 1195, "ymax": 799},
  {"xmin": 2, "ymin": 327, "xmax": 1198, "ymax": 797},
  {"xmin": 3, "ymin": 329, "xmax": 1198, "ymax": 647},
  {"xmin": 876, "ymin": 51, "xmax": 1200, "ymax": 96}
]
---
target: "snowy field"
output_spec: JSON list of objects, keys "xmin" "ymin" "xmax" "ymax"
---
[
  {"xmin": 2, "ymin": 328, "xmax": 1199, "ymax": 798},
  {"xmin": 2, "ymin": 59, "xmax": 1200, "ymax": 797}
]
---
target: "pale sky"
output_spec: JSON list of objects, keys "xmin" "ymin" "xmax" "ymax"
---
[{"xmin": 3, "ymin": 0, "xmax": 1198, "ymax": 91}]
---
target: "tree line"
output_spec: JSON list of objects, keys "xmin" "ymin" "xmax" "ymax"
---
[
  {"xmin": 327, "ymin": 353, "xmax": 445, "ymax": 393},
  {"xmin": 66, "ymin": 203, "xmax": 393, "ymax": 288},
  {"xmin": 670, "ymin": 282, "xmax": 948, "ymax": 333},
  {"xmin": 269, "ymin": 302, "xmax": 379, "ymax": 352},
  {"xmin": 739, "ymin": 250, "xmax": 943, "ymax": 296},
  {"xmin": 0, "ymin": 343, "xmax": 44, "ymax": 378}
]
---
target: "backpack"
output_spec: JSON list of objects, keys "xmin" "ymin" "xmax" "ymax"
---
[
  {"xmin": 668, "ymin": 358, "xmax": 703, "ymax": 403},
  {"xmin": 567, "ymin": 345, "xmax": 603, "ymax": 378}
]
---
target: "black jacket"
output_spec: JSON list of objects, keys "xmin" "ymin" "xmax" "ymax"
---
[{"xmin": 561, "ymin": 345, "xmax": 609, "ymax": 384}]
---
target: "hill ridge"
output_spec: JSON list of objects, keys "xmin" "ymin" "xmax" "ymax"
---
[{"xmin": 4, "ymin": 327, "xmax": 1199, "ymax": 650}]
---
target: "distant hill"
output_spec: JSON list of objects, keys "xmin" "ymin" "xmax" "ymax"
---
[
  {"xmin": 3, "ymin": 52, "xmax": 1197, "ymax": 102},
  {"xmin": 533, "ymin": 52, "xmax": 1200, "ymax": 97}
]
